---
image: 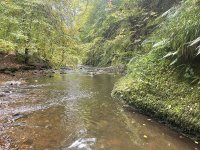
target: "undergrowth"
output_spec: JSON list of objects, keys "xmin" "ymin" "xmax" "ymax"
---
[{"xmin": 112, "ymin": 0, "xmax": 200, "ymax": 140}]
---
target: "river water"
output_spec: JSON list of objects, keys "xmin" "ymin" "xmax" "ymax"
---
[{"xmin": 0, "ymin": 73, "xmax": 199, "ymax": 150}]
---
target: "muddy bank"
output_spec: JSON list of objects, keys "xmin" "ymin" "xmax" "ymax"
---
[
  {"xmin": 0, "ymin": 53, "xmax": 51, "ymax": 83},
  {"xmin": 0, "ymin": 70, "xmax": 45, "ymax": 84}
]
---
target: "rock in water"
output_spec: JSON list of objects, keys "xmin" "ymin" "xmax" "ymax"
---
[
  {"xmin": 4, "ymin": 79, "xmax": 26, "ymax": 87},
  {"xmin": 0, "ymin": 93, "xmax": 6, "ymax": 97}
]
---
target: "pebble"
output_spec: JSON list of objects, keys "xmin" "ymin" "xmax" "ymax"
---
[{"xmin": 0, "ymin": 93, "xmax": 6, "ymax": 97}]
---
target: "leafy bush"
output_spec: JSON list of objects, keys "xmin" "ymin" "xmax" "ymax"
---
[{"xmin": 156, "ymin": 0, "xmax": 200, "ymax": 64}]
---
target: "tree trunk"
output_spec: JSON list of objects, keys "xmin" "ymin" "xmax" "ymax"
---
[{"xmin": 25, "ymin": 48, "xmax": 29, "ymax": 64}]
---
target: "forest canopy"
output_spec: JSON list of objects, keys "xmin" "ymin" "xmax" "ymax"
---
[
  {"xmin": 0, "ymin": 0, "xmax": 139, "ymax": 67},
  {"xmin": 0, "ymin": 0, "xmax": 83, "ymax": 67},
  {"xmin": 1, "ymin": 0, "xmax": 200, "ymax": 69}
]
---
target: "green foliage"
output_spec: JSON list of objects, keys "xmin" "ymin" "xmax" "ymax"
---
[
  {"xmin": 112, "ymin": 0, "xmax": 200, "ymax": 140},
  {"xmin": 0, "ymin": 0, "xmax": 80, "ymax": 67},
  {"xmin": 80, "ymin": 0, "xmax": 147, "ymax": 66},
  {"xmin": 0, "ymin": 39, "xmax": 16, "ymax": 52},
  {"xmin": 80, "ymin": 0, "xmax": 179, "ymax": 67},
  {"xmin": 155, "ymin": 0, "xmax": 200, "ymax": 63}
]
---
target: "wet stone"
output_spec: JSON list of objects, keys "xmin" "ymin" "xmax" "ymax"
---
[
  {"xmin": 3, "ymin": 90, "xmax": 12, "ymax": 94},
  {"xmin": 0, "ymin": 92, "xmax": 6, "ymax": 97},
  {"xmin": 12, "ymin": 114, "xmax": 28, "ymax": 121}
]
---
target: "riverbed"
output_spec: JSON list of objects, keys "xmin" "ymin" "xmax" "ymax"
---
[{"xmin": 0, "ymin": 72, "xmax": 198, "ymax": 150}]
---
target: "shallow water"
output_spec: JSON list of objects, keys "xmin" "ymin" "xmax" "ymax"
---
[{"xmin": 0, "ymin": 73, "xmax": 199, "ymax": 150}]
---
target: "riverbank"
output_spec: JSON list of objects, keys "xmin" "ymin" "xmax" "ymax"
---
[
  {"xmin": 0, "ymin": 52, "xmax": 125, "ymax": 84},
  {"xmin": 0, "ymin": 70, "xmax": 47, "ymax": 84},
  {"xmin": 0, "ymin": 66, "xmax": 124, "ymax": 84},
  {"xmin": 0, "ymin": 52, "xmax": 51, "ymax": 83},
  {"xmin": 112, "ymin": 49, "xmax": 200, "ymax": 143}
]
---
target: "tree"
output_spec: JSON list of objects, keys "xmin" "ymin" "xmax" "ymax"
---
[{"xmin": 0, "ymin": 0, "xmax": 79, "ymax": 67}]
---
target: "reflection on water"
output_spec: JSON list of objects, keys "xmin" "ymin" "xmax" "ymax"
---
[{"xmin": 0, "ymin": 73, "xmax": 199, "ymax": 150}]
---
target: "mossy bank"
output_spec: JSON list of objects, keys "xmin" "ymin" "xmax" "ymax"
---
[
  {"xmin": 111, "ymin": 0, "xmax": 200, "ymax": 141},
  {"xmin": 112, "ymin": 49, "xmax": 200, "ymax": 141}
]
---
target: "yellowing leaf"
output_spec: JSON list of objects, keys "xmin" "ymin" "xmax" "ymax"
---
[{"xmin": 143, "ymin": 135, "xmax": 148, "ymax": 139}]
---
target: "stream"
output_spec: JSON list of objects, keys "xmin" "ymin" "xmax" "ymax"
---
[{"xmin": 0, "ymin": 71, "xmax": 199, "ymax": 150}]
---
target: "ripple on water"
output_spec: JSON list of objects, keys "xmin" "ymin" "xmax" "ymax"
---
[
  {"xmin": 0, "ymin": 74, "xmax": 198, "ymax": 150},
  {"xmin": 68, "ymin": 138, "xmax": 96, "ymax": 150},
  {"xmin": 0, "ymin": 103, "xmax": 55, "ymax": 116}
]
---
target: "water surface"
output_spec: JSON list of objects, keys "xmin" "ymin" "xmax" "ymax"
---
[{"xmin": 0, "ymin": 73, "xmax": 199, "ymax": 150}]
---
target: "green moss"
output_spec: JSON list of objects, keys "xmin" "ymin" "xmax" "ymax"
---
[
  {"xmin": 111, "ymin": 1, "xmax": 200, "ymax": 141},
  {"xmin": 112, "ymin": 47, "xmax": 200, "ymax": 140}
]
